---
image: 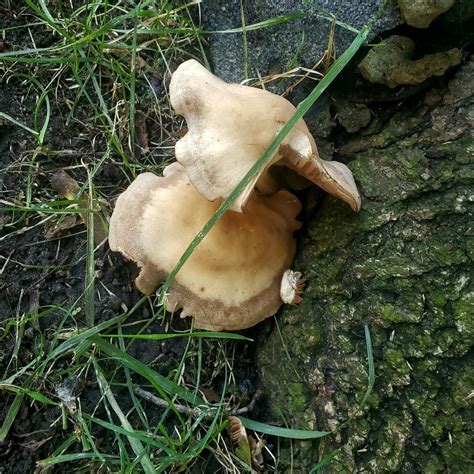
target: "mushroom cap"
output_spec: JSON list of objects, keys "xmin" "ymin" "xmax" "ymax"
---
[
  {"xmin": 109, "ymin": 163, "xmax": 301, "ymax": 331},
  {"xmin": 170, "ymin": 59, "xmax": 361, "ymax": 212}
]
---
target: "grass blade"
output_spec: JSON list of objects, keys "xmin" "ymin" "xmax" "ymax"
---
[
  {"xmin": 360, "ymin": 323, "xmax": 375, "ymax": 405},
  {"xmin": 210, "ymin": 11, "xmax": 359, "ymax": 35},
  {"xmin": 0, "ymin": 112, "xmax": 38, "ymax": 137},
  {"xmin": 0, "ymin": 384, "xmax": 56, "ymax": 405},
  {"xmin": 38, "ymin": 453, "xmax": 118, "ymax": 467},
  {"xmin": 86, "ymin": 415, "xmax": 173, "ymax": 455},
  {"xmin": 95, "ymin": 366, "xmax": 155, "ymax": 474},
  {"xmin": 84, "ymin": 172, "xmax": 96, "ymax": 326},
  {"xmin": 211, "ymin": 12, "xmax": 307, "ymax": 33},
  {"xmin": 239, "ymin": 417, "xmax": 330, "ymax": 439},
  {"xmin": 309, "ymin": 449, "xmax": 340, "ymax": 472},
  {"xmin": 0, "ymin": 392, "xmax": 25, "ymax": 442},
  {"xmin": 45, "ymin": 313, "xmax": 128, "ymax": 362}
]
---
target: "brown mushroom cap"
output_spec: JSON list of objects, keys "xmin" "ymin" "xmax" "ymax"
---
[
  {"xmin": 109, "ymin": 163, "xmax": 301, "ymax": 331},
  {"xmin": 170, "ymin": 59, "xmax": 361, "ymax": 212}
]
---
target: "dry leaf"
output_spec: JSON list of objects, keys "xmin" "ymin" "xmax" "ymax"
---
[
  {"xmin": 228, "ymin": 416, "xmax": 252, "ymax": 467},
  {"xmin": 228, "ymin": 416, "xmax": 265, "ymax": 471},
  {"xmin": 135, "ymin": 110, "xmax": 149, "ymax": 154},
  {"xmin": 50, "ymin": 171, "xmax": 107, "ymax": 245},
  {"xmin": 45, "ymin": 215, "xmax": 79, "ymax": 240}
]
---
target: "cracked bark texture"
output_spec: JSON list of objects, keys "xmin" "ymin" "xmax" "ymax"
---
[{"xmin": 257, "ymin": 59, "xmax": 473, "ymax": 472}]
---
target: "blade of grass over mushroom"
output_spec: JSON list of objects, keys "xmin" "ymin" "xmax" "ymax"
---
[{"xmin": 159, "ymin": 25, "xmax": 371, "ymax": 301}]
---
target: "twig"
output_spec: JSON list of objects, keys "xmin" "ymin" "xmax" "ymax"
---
[
  {"xmin": 134, "ymin": 386, "xmax": 263, "ymax": 419},
  {"xmin": 134, "ymin": 386, "xmax": 211, "ymax": 418}
]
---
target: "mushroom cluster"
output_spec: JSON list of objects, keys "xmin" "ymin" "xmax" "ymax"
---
[{"xmin": 109, "ymin": 60, "xmax": 361, "ymax": 331}]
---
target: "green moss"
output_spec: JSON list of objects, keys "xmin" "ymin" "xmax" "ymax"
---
[
  {"xmin": 377, "ymin": 302, "xmax": 422, "ymax": 325},
  {"xmin": 452, "ymin": 292, "xmax": 474, "ymax": 341},
  {"xmin": 440, "ymin": 431, "xmax": 474, "ymax": 472},
  {"xmin": 337, "ymin": 334, "xmax": 355, "ymax": 353},
  {"xmin": 430, "ymin": 289, "xmax": 448, "ymax": 307},
  {"xmin": 385, "ymin": 349, "xmax": 410, "ymax": 375},
  {"xmin": 287, "ymin": 382, "xmax": 307, "ymax": 410},
  {"xmin": 406, "ymin": 452, "xmax": 445, "ymax": 473},
  {"xmin": 450, "ymin": 368, "xmax": 474, "ymax": 406},
  {"xmin": 429, "ymin": 239, "xmax": 467, "ymax": 266}
]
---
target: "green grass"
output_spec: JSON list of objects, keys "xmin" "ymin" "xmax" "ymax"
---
[{"xmin": 0, "ymin": 1, "xmax": 379, "ymax": 471}]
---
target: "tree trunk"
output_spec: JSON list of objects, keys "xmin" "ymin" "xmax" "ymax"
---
[{"xmin": 256, "ymin": 59, "xmax": 473, "ymax": 472}]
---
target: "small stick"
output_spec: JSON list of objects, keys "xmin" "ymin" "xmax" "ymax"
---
[
  {"xmin": 134, "ymin": 386, "xmax": 262, "ymax": 419},
  {"xmin": 134, "ymin": 386, "xmax": 207, "ymax": 418}
]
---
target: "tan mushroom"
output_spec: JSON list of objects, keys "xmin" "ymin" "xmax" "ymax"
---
[
  {"xmin": 109, "ymin": 163, "xmax": 301, "ymax": 331},
  {"xmin": 170, "ymin": 59, "xmax": 361, "ymax": 213}
]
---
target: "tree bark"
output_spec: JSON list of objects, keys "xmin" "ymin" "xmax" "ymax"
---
[{"xmin": 257, "ymin": 59, "xmax": 474, "ymax": 472}]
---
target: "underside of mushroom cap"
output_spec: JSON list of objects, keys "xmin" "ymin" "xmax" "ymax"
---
[
  {"xmin": 108, "ymin": 172, "xmax": 166, "ymax": 295},
  {"xmin": 280, "ymin": 136, "xmax": 361, "ymax": 212},
  {"xmin": 170, "ymin": 59, "xmax": 361, "ymax": 212},
  {"xmin": 109, "ymin": 163, "xmax": 302, "ymax": 331}
]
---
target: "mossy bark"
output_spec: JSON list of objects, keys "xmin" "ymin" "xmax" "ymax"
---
[{"xmin": 257, "ymin": 60, "xmax": 474, "ymax": 472}]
